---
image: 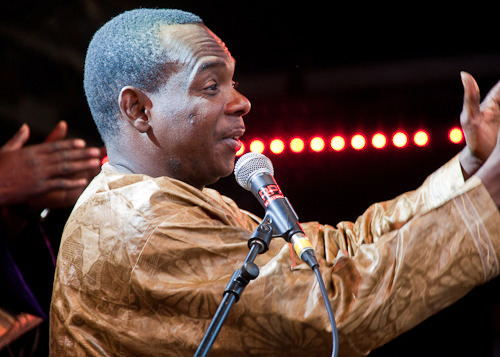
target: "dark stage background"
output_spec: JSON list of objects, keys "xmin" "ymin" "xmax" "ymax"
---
[{"xmin": 1, "ymin": 1, "xmax": 499, "ymax": 356}]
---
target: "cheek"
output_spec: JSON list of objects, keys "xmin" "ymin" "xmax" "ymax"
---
[
  {"xmin": 151, "ymin": 103, "xmax": 192, "ymax": 140},
  {"xmin": 185, "ymin": 106, "xmax": 217, "ymax": 138},
  {"xmin": 186, "ymin": 100, "xmax": 209, "ymax": 124}
]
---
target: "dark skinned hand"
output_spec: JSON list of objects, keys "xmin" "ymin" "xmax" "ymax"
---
[{"xmin": 0, "ymin": 121, "xmax": 104, "ymax": 208}]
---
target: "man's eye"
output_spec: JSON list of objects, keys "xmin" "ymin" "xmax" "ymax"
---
[{"xmin": 207, "ymin": 83, "xmax": 218, "ymax": 91}]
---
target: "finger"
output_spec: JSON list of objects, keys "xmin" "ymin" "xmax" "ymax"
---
[
  {"xmin": 45, "ymin": 147, "xmax": 103, "ymax": 165},
  {"xmin": 44, "ymin": 121, "xmax": 68, "ymax": 143},
  {"xmin": 43, "ymin": 177, "xmax": 89, "ymax": 192},
  {"xmin": 47, "ymin": 158, "xmax": 101, "ymax": 177},
  {"xmin": 65, "ymin": 166, "xmax": 101, "ymax": 185},
  {"xmin": 1, "ymin": 124, "xmax": 30, "ymax": 152},
  {"xmin": 461, "ymin": 71, "xmax": 481, "ymax": 121},
  {"xmin": 35, "ymin": 138, "xmax": 87, "ymax": 154}
]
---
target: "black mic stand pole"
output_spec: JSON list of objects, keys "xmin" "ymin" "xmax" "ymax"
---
[{"xmin": 194, "ymin": 220, "xmax": 273, "ymax": 357}]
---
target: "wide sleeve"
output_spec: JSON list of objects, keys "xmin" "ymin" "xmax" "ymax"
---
[
  {"xmin": 327, "ymin": 154, "xmax": 466, "ymax": 258},
  {"xmin": 300, "ymin": 158, "xmax": 500, "ymax": 355}
]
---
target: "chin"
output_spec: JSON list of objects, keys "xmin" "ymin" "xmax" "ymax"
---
[
  {"xmin": 204, "ymin": 153, "xmax": 236, "ymax": 184},
  {"xmin": 211, "ymin": 162, "xmax": 235, "ymax": 184}
]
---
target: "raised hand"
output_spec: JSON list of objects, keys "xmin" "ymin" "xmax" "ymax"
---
[
  {"xmin": 459, "ymin": 72, "xmax": 500, "ymax": 179},
  {"xmin": 460, "ymin": 72, "xmax": 500, "ymax": 160}
]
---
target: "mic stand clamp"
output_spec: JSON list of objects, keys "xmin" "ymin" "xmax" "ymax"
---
[{"xmin": 194, "ymin": 221, "xmax": 273, "ymax": 357}]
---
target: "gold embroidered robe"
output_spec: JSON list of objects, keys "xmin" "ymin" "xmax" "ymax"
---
[{"xmin": 50, "ymin": 156, "xmax": 500, "ymax": 356}]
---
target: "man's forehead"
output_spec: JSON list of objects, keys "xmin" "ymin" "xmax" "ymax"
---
[{"xmin": 159, "ymin": 23, "xmax": 233, "ymax": 67}]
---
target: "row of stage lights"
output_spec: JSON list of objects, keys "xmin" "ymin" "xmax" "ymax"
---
[{"xmin": 236, "ymin": 127, "xmax": 464, "ymax": 156}]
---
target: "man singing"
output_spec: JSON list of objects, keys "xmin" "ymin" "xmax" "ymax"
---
[{"xmin": 50, "ymin": 8, "xmax": 500, "ymax": 356}]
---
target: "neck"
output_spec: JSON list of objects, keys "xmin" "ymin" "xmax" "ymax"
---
[
  {"xmin": 106, "ymin": 146, "xmax": 207, "ymax": 191},
  {"xmin": 106, "ymin": 145, "xmax": 145, "ymax": 175}
]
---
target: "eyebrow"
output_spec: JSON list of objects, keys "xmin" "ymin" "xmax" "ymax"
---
[
  {"xmin": 187, "ymin": 57, "xmax": 235, "ymax": 86},
  {"xmin": 189, "ymin": 57, "xmax": 234, "ymax": 87},
  {"xmin": 196, "ymin": 59, "xmax": 228, "ymax": 75}
]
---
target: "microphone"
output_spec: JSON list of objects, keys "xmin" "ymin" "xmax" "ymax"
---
[{"xmin": 234, "ymin": 152, "xmax": 318, "ymax": 269}]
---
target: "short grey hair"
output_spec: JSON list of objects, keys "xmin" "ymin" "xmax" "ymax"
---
[{"xmin": 83, "ymin": 8, "xmax": 203, "ymax": 143}]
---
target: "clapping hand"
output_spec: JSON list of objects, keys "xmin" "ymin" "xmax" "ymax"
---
[{"xmin": 0, "ymin": 121, "xmax": 104, "ymax": 208}]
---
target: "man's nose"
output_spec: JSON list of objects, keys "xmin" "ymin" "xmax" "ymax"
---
[{"xmin": 226, "ymin": 89, "xmax": 251, "ymax": 117}]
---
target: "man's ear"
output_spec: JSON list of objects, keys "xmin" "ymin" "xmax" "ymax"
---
[{"xmin": 118, "ymin": 86, "xmax": 153, "ymax": 133}]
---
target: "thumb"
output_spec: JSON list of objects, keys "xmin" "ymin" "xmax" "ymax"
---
[
  {"xmin": 460, "ymin": 71, "xmax": 481, "ymax": 124},
  {"xmin": 1, "ymin": 123, "xmax": 30, "ymax": 152}
]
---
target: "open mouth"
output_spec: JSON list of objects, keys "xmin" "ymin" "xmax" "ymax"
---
[
  {"xmin": 223, "ymin": 136, "xmax": 242, "ymax": 152},
  {"xmin": 223, "ymin": 129, "xmax": 245, "ymax": 152}
]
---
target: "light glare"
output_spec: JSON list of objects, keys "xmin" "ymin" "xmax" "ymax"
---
[
  {"xmin": 310, "ymin": 137, "xmax": 325, "ymax": 152},
  {"xmin": 392, "ymin": 132, "xmax": 408, "ymax": 148},
  {"xmin": 290, "ymin": 138, "xmax": 305, "ymax": 153},
  {"xmin": 240, "ymin": 127, "xmax": 457, "ymax": 155},
  {"xmin": 449, "ymin": 127, "xmax": 464, "ymax": 144},
  {"xmin": 236, "ymin": 142, "xmax": 245, "ymax": 156},
  {"xmin": 330, "ymin": 136, "xmax": 346, "ymax": 151},
  {"xmin": 351, "ymin": 134, "xmax": 366, "ymax": 150},
  {"xmin": 250, "ymin": 140, "xmax": 265, "ymax": 153},
  {"xmin": 270, "ymin": 139, "xmax": 285, "ymax": 154},
  {"xmin": 372, "ymin": 133, "xmax": 387, "ymax": 149},
  {"xmin": 414, "ymin": 131, "xmax": 429, "ymax": 147}
]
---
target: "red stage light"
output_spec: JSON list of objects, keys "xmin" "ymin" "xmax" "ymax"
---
[
  {"xmin": 351, "ymin": 134, "xmax": 366, "ymax": 150},
  {"xmin": 310, "ymin": 136, "xmax": 325, "ymax": 152},
  {"xmin": 290, "ymin": 137, "xmax": 305, "ymax": 153},
  {"xmin": 330, "ymin": 136, "xmax": 346, "ymax": 151},
  {"xmin": 237, "ymin": 127, "xmax": 457, "ymax": 156},
  {"xmin": 414, "ymin": 130, "xmax": 429, "ymax": 147},
  {"xmin": 270, "ymin": 139, "xmax": 285, "ymax": 154},
  {"xmin": 392, "ymin": 132, "xmax": 408, "ymax": 148},
  {"xmin": 449, "ymin": 127, "xmax": 464, "ymax": 144},
  {"xmin": 371, "ymin": 133, "xmax": 387, "ymax": 149},
  {"xmin": 250, "ymin": 139, "xmax": 265, "ymax": 153}
]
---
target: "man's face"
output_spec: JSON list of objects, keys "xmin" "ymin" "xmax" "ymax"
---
[{"xmin": 147, "ymin": 24, "xmax": 251, "ymax": 189}]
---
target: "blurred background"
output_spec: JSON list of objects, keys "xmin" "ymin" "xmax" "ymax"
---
[{"xmin": 1, "ymin": 1, "xmax": 499, "ymax": 355}]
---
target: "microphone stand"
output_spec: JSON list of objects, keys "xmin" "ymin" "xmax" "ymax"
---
[{"xmin": 194, "ymin": 220, "xmax": 274, "ymax": 357}]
